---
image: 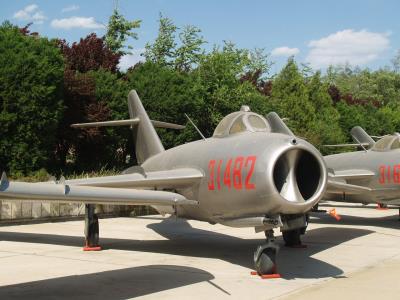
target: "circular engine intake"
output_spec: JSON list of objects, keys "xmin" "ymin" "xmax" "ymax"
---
[{"xmin": 273, "ymin": 147, "xmax": 324, "ymax": 204}]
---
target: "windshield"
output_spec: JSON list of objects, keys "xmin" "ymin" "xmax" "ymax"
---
[
  {"xmin": 213, "ymin": 112, "xmax": 241, "ymax": 137},
  {"xmin": 213, "ymin": 112, "xmax": 270, "ymax": 137}
]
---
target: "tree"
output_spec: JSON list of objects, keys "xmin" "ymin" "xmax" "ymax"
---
[
  {"xmin": 270, "ymin": 58, "xmax": 317, "ymax": 143},
  {"xmin": 126, "ymin": 62, "xmax": 203, "ymax": 149},
  {"xmin": 174, "ymin": 25, "xmax": 206, "ymax": 72},
  {"xmin": 308, "ymin": 72, "xmax": 345, "ymax": 148},
  {"xmin": 0, "ymin": 22, "xmax": 64, "ymax": 175},
  {"xmin": 105, "ymin": 8, "xmax": 141, "ymax": 55},
  {"xmin": 59, "ymin": 33, "xmax": 120, "ymax": 73},
  {"xmin": 391, "ymin": 49, "xmax": 400, "ymax": 73},
  {"xmin": 194, "ymin": 42, "xmax": 270, "ymax": 137},
  {"xmin": 144, "ymin": 14, "xmax": 177, "ymax": 66},
  {"xmin": 55, "ymin": 34, "xmax": 122, "ymax": 173}
]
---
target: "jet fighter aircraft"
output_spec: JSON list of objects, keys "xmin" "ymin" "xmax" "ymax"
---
[
  {"xmin": 324, "ymin": 126, "xmax": 400, "ymax": 210},
  {"xmin": 0, "ymin": 90, "xmax": 328, "ymax": 275}
]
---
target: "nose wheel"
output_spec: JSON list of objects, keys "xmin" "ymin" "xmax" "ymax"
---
[{"xmin": 253, "ymin": 230, "xmax": 279, "ymax": 275}]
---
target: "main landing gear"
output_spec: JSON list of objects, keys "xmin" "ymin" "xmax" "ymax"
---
[
  {"xmin": 282, "ymin": 214, "xmax": 309, "ymax": 248},
  {"xmin": 253, "ymin": 229, "xmax": 279, "ymax": 275},
  {"xmin": 83, "ymin": 204, "xmax": 101, "ymax": 251}
]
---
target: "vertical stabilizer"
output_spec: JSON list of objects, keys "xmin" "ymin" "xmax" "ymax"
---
[
  {"xmin": 128, "ymin": 90, "xmax": 164, "ymax": 164},
  {"xmin": 266, "ymin": 112, "xmax": 295, "ymax": 136},
  {"xmin": 350, "ymin": 126, "xmax": 375, "ymax": 148}
]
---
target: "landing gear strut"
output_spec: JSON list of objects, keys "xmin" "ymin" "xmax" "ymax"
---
[
  {"xmin": 83, "ymin": 204, "xmax": 101, "ymax": 251},
  {"xmin": 281, "ymin": 214, "xmax": 308, "ymax": 247},
  {"xmin": 253, "ymin": 230, "xmax": 279, "ymax": 275},
  {"xmin": 282, "ymin": 228, "xmax": 302, "ymax": 247}
]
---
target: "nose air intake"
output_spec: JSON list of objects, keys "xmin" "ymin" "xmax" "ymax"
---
[{"xmin": 273, "ymin": 148, "xmax": 323, "ymax": 203}]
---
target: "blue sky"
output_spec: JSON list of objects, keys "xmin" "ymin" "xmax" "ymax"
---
[{"xmin": 2, "ymin": 0, "xmax": 399, "ymax": 73}]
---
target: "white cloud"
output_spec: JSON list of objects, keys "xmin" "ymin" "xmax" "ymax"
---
[
  {"xmin": 13, "ymin": 4, "xmax": 46, "ymax": 24},
  {"xmin": 51, "ymin": 17, "xmax": 104, "ymax": 29},
  {"xmin": 271, "ymin": 46, "xmax": 300, "ymax": 57},
  {"xmin": 62, "ymin": 5, "xmax": 80, "ymax": 13},
  {"xmin": 118, "ymin": 49, "xmax": 145, "ymax": 71},
  {"xmin": 306, "ymin": 29, "xmax": 390, "ymax": 68}
]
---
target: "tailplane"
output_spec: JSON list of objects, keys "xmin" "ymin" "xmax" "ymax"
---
[{"xmin": 71, "ymin": 90, "xmax": 185, "ymax": 164}]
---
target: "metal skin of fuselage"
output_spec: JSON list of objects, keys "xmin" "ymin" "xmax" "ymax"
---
[
  {"xmin": 324, "ymin": 150, "xmax": 400, "ymax": 205},
  {"xmin": 143, "ymin": 131, "xmax": 328, "ymax": 225}
]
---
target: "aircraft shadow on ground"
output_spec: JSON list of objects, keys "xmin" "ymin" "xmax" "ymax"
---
[
  {"xmin": 0, "ymin": 217, "xmax": 374, "ymax": 281},
  {"xmin": 310, "ymin": 210, "xmax": 400, "ymax": 230},
  {"xmin": 0, "ymin": 265, "xmax": 215, "ymax": 300}
]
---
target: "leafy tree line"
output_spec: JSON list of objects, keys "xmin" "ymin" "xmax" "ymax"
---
[{"xmin": 1, "ymin": 12, "xmax": 400, "ymax": 178}]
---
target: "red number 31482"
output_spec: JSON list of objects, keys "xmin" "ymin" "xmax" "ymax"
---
[{"xmin": 208, "ymin": 156, "xmax": 257, "ymax": 191}]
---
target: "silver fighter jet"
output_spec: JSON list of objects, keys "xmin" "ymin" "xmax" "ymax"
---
[
  {"xmin": 324, "ymin": 126, "xmax": 400, "ymax": 211},
  {"xmin": 0, "ymin": 90, "xmax": 328, "ymax": 275}
]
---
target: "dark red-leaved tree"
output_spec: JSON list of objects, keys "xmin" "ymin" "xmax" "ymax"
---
[
  {"xmin": 240, "ymin": 69, "xmax": 273, "ymax": 96},
  {"xmin": 53, "ymin": 34, "xmax": 121, "ymax": 173},
  {"xmin": 59, "ymin": 33, "xmax": 120, "ymax": 73}
]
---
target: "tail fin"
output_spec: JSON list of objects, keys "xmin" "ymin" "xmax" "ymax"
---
[
  {"xmin": 266, "ymin": 112, "xmax": 294, "ymax": 136},
  {"xmin": 71, "ymin": 90, "xmax": 184, "ymax": 164},
  {"xmin": 350, "ymin": 126, "xmax": 375, "ymax": 148},
  {"xmin": 128, "ymin": 90, "xmax": 164, "ymax": 164}
]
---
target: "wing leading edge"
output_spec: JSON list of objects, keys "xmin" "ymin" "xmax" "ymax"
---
[
  {"xmin": 66, "ymin": 168, "xmax": 204, "ymax": 189},
  {"xmin": 0, "ymin": 170, "xmax": 200, "ymax": 206}
]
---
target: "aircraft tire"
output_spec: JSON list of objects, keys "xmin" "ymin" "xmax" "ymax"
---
[
  {"xmin": 254, "ymin": 246, "xmax": 277, "ymax": 275},
  {"xmin": 282, "ymin": 228, "xmax": 302, "ymax": 247}
]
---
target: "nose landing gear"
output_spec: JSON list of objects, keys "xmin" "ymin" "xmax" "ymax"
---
[{"xmin": 253, "ymin": 230, "xmax": 279, "ymax": 275}]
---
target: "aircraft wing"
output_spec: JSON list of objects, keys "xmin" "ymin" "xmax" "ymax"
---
[
  {"xmin": 327, "ymin": 169, "xmax": 375, "ymax": 195},
  {"xmin": 0, "ymin": 174, "xmax": 197, "ymax": 206},
  {"xmin": 65, "ymin": 168, "xmax": 204, "ymax": 189}
]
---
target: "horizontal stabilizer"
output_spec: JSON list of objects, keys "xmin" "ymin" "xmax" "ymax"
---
[
  {"xmin": 71, "ymin": 119, "xmax": 185, "ymax": 130},
  {"xmin": 323, "ymin": 143, "xmax": 370, "ymax": 148},
  {"xmin": 0, "ymin": 176, "xmax": 197, "ymax": 206}
]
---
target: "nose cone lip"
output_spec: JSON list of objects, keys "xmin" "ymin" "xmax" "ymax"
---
[{"xmin": 270, "ymin": 138, "xmax": 327, "ymax": 213}]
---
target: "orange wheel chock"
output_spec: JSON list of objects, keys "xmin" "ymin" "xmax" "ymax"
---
[
  {"xmin": 328, "ymin": 208, "xmax": 341, "ymax": 221},
  {"xmin": 83, "ymin": 246, "xmax": 102, "ymax": 251}
]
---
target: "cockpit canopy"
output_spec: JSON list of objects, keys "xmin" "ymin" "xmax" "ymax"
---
[
  {"xmin": 371, "ymin": 134, "xmax": 400, "ymax": 152},
  {"xmin": 213, "ymin": 106, "xmax": 271, "ymax": 137}
]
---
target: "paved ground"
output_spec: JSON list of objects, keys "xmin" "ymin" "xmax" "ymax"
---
[{"xmin": 0, "ymin": 202, "xmax": 399, "ymax": 299}]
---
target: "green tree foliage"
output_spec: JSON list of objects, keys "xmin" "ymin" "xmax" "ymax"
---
[
  {"xmin": 308, "ymin": 72, "xmax": 345, "ymax": 147},
  {"xmin": 174, "ymin": 25, "xmax": 206, "ymax": 72},
  {"xmin": 126, "ymin": 62, "xmax": 203, "ymax": 148},
  {"xmin": 0, "ymin": 22, "xmax": 64, "ymax": 175},
  {"xmin": 270, "ymin": 58, "xmax": 318, "ymax": 142},
  {"xmin": 194, "ymin": 42, "xmax": 271, "ymax": 137},
  {"xmin": 3, "ymin": 16, "xmax": 400, "ymax": 177},
  {"xmin": 144, "ymin": 14, "xmax": 177, "ymax": 66},
  {"xmin": 105, "ymin": 9, "xmax": 141, "ymax": 55}
]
